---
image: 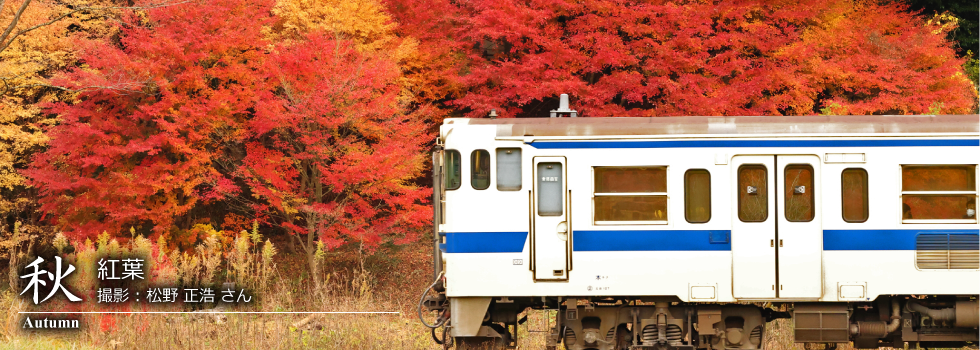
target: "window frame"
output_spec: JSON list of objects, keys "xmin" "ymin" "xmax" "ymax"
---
[
  {"xmin": 592, "ymin": 166, "xmax": 668, "ymax": 225},
  {"xmin": 495, "ymin": 148, "xmax": 522, "ymax": 191},
  {"xmin": 737, "ymin": 164, "xmax": 768, "ymax": 223},
  {"xmin": 470, "ymin": 149, "xmax": 491, "ymax": 190},
  {"xmin": 841, "ymin": 168, "xmax": 869, "ymax": 223},
  {"xmin": 444, "ymin": 150, "xmax": 461, "ymax": 191},
  {"xmin": 784, "ymin": 164, "xmax": 815, "ymax": 223},
  {"xmin": 536, "ymin": 162, "xmax": 564, "ymax": 216},
  {"xmin": 684, "ymin": 169, "xmax": 711, "ymax": 224},
  {"xmin": 900, "ymin": 164, "xmax": 977, "ymax": 224}
]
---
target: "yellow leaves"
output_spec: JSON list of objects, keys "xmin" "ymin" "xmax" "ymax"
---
[
  {"xmin": 926, "ymin": 12, "xmax": 958, "ymax": 36},
  {"xmin": 965, "ymin": 54, "xmax": 979, "ymax": 88},
  {"xmin": 0, "ymin": 111, "xmax": 49, "ymax": 155},
  {"xmin": 0, "ymin": 0, "xmax": 62, "ymax": 192},
  {"xmin": 0, "ymin": 0, "xmax": 115, "ymax": 197},
  {"xmin": 0, "ymin": 0, "xmax": 92, "ymax": 91},
  {"xmin": 268, "ymin": 0, "xmax": 396, "ymax": 51},
  {"xmin": 265, "ymin": 0, "xmax": 458, "ymax": 112},
  {"xmin": 820, "ymin": 102, "xmax": 848, "ymax": 116}
]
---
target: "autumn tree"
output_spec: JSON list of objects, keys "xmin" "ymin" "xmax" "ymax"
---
[
  {"xmin": 382, "ymin": 0, "xmax": 467, "ymax": 121},
  {"xmin": 268, "ymin": 0, "xmax": 395, "ymax": 50},
  {"xmin": 30, "ymin": 0, "xmax": 273, "ymax": 240},
  {"xmin": 908, "ymin": 0, "xmax": 978, "ymax": 51},
  {"xmin": 444, "ymin": 0, "xmax": 976, "ymax": 118},
  {"xmin": 0, "ymin": 0, "xmax": 118, "ymax": 237},
  {"xmin": 271, "ymin": 0, "xmax": 464, "ymax": 123},
  {"xmin": 784, "ymin": 1, "xmax": 977, "ymax": 115},
  {"xmin": 903, "ymin": 0, "xmax": 978, "ymax": 86},
  {"xmin": 246, "ymin": 34, "xmax": 429, "ymax": 285},
  {"xmin": 31, "ymin": 0, "xmax": 430, "ymax": 277},
  {"xmin": 260, "ymin": 0, "xmax": 431, "ymax": 279}
]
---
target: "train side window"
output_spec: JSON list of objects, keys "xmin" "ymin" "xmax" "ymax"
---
[
  {"xmin": 684, "ymin": 169, "xmax": 711, "ymax": 223},
  {"xmin": 470, "ymin": 150, "xmax": 490, "ymax": 190},
  {"xmin": 593, "ymin": 167, "xmax": 667, "ymax": 224},
  {"xmin": 445, "ymin": 150, "xmax": 461, "ymax": 190},
  {"xmin": 841, "ymin": 168, "xmax": 869, "ymax": 223},
  {"xmin": 738, "ymin": 164, "xmax": 768, "ymax": 222},
  {"xmin": 784, "ymin": 164, "xmax": 815, "ymax": 222},
  {"xmin": 901, "ymin": 165, "xmax": 976, "ymax": 223},
  {"xmin": 496, "ymin": 148, "xmax": 522, "ymax": 191}
]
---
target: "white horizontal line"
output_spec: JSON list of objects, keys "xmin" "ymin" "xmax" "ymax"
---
[{"xmin": 19, "ymin": 311, "xmax": 398, "ymax": 314}]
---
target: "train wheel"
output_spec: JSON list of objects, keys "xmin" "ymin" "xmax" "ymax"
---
[{"xmin": 613, "ymin": 324, "xmax": 632, "ymax": 350}]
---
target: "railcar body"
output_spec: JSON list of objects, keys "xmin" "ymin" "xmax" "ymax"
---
[{"xmin": 420, "ymin": 103, "xmax": 979, "ymax": 350}]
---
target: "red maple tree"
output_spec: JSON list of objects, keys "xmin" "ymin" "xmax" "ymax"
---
[
  {"xmin": 246, "ymin": 33, "xmax": 430, "ymax": 255},
  {"xmin": 31, "ymin": 0, "xmax": 272, "ymax": 239},
  {"xmin": 31, "ymin": 0, "xmax": 430, "ymax": 254},
  {"xmin": 433, "ymin": 0, "xmax": 976, "ymax": 117}
]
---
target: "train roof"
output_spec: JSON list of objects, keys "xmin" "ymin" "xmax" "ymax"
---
[{"xmin": 444, "ymin": 115, "xmax": 979, "ymax": 137}]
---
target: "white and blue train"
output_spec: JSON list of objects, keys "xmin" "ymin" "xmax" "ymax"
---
[{"xmin": 419, "ymin": 96, "xmax": 979, "ymax": 350}]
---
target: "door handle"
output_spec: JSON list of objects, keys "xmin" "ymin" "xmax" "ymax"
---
[
  {"xmin": 770, "ymin": 239, "xmax": 774, "ymax": 247},
  {"xmin": 779, "ymin": 239, "xmax": 783, "ymax": 247},
  {"xmin": 557, "ymin": 222, "xmax": 568, "ymax": 241}
]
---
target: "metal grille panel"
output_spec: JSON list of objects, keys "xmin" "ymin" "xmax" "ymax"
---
[
  {"xmin": 917, "ymin": 234, "xmax": 979, "ymax": 269},
  {"xmin": 794, "ymin": 304, "xmax": 849, "ymax": 343},
  {"xmin": 950, "ymin": 234, "xmax": 980, "ymax": 269}
]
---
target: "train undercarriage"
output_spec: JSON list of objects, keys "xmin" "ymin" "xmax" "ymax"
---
[{"xmin": 421, "ymin": 290, "xmax": 979, "ymax": 350}]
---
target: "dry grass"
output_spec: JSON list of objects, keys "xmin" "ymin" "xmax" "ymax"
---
[
  {"xmin": 0, "ymin": 236, "xmax": 567, "ymax": 349},
  {"xmin": 1, "ymin": 237, "xmax": 970, "ymax": 349}
]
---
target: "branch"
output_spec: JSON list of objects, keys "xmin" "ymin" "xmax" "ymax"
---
[
  {"xmin": 0, "ymin": 0, "xmax": 192, "ymax": 55},
  {"xmin": 0, "ymin": 0, "xmax": 33, "ymax": 52},
  {"xmin": 4, "ymin": 82, "xmax": 149, "ymax": 95}
]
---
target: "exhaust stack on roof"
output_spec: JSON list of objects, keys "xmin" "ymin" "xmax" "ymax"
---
[{"xmin": 550, "ymin": 94, "xmax": 577, "ymax": 118}]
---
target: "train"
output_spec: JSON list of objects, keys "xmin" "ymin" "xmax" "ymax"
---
[{"xmin": 417, "ymin": 95, "xmax": 979, "ymax": 350}]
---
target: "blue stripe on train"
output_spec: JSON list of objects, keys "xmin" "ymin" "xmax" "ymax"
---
[
  {"xmin": 444, "ymin": 229, "xmax": 979, "ymax": 253},
  {"xmin": 572, "ymin": 230, "xmax": 732, "ymax": 251},
  {"xmin": 444, "ymin": 232, "xmax": 528, "ymax": 253},
  {"xmin": 823, "ymin": 229, "xmax": 980, "ymax": 250},
  {"xmin": 443, "ymin": 230, "xmax": 731, "ymax": 253},
  {"xmin": 529, "ymin": 139, "xmax": 979, "ymax": 149}
]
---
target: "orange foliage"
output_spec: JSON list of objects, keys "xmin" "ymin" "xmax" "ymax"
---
[{"xmin": 416, "ymin": 0, "xmax": 979, "ymax": 117}]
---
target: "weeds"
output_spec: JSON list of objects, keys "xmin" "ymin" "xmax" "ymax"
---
[
  {"xmin": 1, "ymin": 221, "xmax": 33, "ymax": 291},
  {"xmin": 8, "ymin": 227, "xmax": 958, "ymax": 349}
]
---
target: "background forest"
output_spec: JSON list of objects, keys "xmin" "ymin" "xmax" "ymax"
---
[{"xmin": 0, "ymin": 0, "xmax": 977, "ymax": 348}]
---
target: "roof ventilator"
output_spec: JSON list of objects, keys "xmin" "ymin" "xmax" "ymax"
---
[{"xmin": 550, "ymin": 94, "xmax": 578, "ymax": 118}]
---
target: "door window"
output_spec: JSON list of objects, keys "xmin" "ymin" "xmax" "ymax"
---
[
  {"xmin": 537, "ymin": 163, "xmax": 563, "ymax": 216},
  {"xmin": 784, "ymin": 164, "xmax": 815, "ymax": 222},
  {"xmin": 738, "ymin": 165, "xmax": 768, "ymax": 222}
]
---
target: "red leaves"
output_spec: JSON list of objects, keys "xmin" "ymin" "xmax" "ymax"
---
[
  {"xmin": 28, "ymin": 0, "xmax": 976, "ymax": 249},
  {"xmin": 782, "ymin": 1, "xmax": 976, "ymax": 115},
  {"xmin": 31, "ymin": 0, "xmax": 276, "ymax": 240},
  {"xmin": 248, "ymin": 34, "xmax": 430, "ymax": 252},
  {"xmin": 440, "ymin": 0, "xmax": 976, "ymax": 117},
  {"xmin": 32, "ymin": 0, "xmax": 430, "ymax": 249}
]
